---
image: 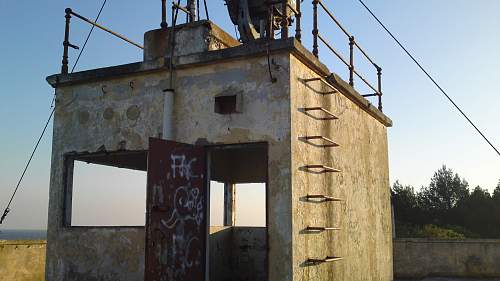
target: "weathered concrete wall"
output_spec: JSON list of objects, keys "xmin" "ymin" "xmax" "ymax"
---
[
  {"xmin": 394, "ymin": 238, "xmax": 500, "ymax": 279},
  {"xmin": 46, "ymin": 30, "xmax": 392, "ymax": 280},
  {"xmin": 232, "ymin": 227, "xmax": 267, "ymax": 281},
  {"xmin": 46, "ymin": 48, "xmax": 292, "ymax": 280},
  {"xmin": 46, "ymin": 70, "xmax": 164, "ymax": 280},
  {"xmin": 290, "ymin": 55, "xmax": 393, "ymax": 281},
  {"xmin": 0, "ymin": 240, "xmax": 46, "ymax": 281}
]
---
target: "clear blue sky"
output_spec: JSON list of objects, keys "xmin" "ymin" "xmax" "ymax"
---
[{"xmin": 0, "ymin": 0, "xmax": 499, "ymax": 230}]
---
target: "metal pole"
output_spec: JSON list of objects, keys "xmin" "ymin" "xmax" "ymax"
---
[
  {"xmin": 61, "ymin": 8, "xmax": 72, "ymax": 74},
  {"xmin": 295, "ymin": 0, "xmax": 301, "ymax": 41},
  {"xmin": 267, "ymin": 5, "xmax": 274, "ymax": 40},
  {"xmin": 188, "ymin": 0, "xmax": 197, "ymax": 22},
  {"xmin": 349, "ymin": 36, "xmax": 355, "ymax": 86},
  {"xmin": 377, "ymin": 66, "xmax": 383, "ymax": 111},
  {"xmin": 223, "ymin": 183, "xmax": 236, "ymax": 226},
  {"xmin": 161, "ymin": 0, "xmax": 168, "ymax": 28},
  {"xmin": 312, "ymin": 0, "xmax": 319, "ymax": 57},
  {"xmin": 281, "ymin": 0, "xmax": 289, "ymax": 39}
]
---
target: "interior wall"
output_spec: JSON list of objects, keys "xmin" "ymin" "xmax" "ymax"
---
[{"xmin": 209, "ymin": 227, "xmax": 267, "ymax": 281}]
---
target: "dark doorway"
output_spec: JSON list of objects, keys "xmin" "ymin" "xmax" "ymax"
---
[{"xmin": 207, "ymin": 143, "xmax": 268, "ymax": 281}]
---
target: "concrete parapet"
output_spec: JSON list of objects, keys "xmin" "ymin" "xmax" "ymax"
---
[
  {"xmin": 394, "ymin": 238, "xmax": 500, "ymax": 279},
  {"xmin": 0, "ymin": 240, "xmax": 46, "ymax": 281}
]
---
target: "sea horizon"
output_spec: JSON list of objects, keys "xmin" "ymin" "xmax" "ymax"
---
[{"xmin": 0, "ymin": 229, "xmax": 47, "ymax": 240}]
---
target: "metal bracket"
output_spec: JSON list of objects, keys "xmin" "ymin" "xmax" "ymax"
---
[
  {"xmin": 306, "ymin": 194, "xmax": 344, "ymax": 202},
  {"xmin": 303, "ymin": 77, "xmax": 339, "ymax": 95},
  {"xmin": 64, "ymin": 42, "xmax": 80, "ymax": 50},
  {"xmin": 305, "ymin": 226, "xmax": 342, "ymax": 232},
  {"xmin": 300, "ymin": 136, "xmax": 339, "ymax": 147},
  {"xmin": 302, "ymin": 165, "xmax": 341, "ymax": 173},
  {"xmin": 306, "ymin": 256, "xmax": 343, "ymax": 265},
  {"xmin": 0, "ymin": 208, "xmax": 10, "ymax": 224},
  {"xmin": 302, "ymin": 107, "xmax": 338, "ymax": 120}
]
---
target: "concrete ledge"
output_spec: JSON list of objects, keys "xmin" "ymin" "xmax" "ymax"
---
[
  {"xmin": 0, "ymin": 239, "xmax": 46, "ymax": 246},
  {"xmin": 396, "ymin": 238, "xmax": 500, "ymax": 244},
  {"xmin": 394, "ymin": 238, "xmax": 500, "ymax": 279}
]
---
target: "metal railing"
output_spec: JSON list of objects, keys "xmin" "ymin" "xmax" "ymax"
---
[
  {"xmin": 59, "ymin": 1, "xmax": 384, "ymax": 112},
  {"xmin": 275, "ymin": 0, "xmax": 383, "ymax": 110},
  {"xmin": 60, "ymin": 8, "xmax": 144, "ymax": 74},
  {"xmin": 311, "ymin": 0, "xmax": 383, "ymax": 111}
]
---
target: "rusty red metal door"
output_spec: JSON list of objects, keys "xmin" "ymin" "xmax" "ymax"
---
[{"xmin": 145, "ymin": 138, "xmax": 208, "ymax": 281}]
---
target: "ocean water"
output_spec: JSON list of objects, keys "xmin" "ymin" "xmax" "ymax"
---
[{"xmin": 0, "ymin": 229, "xmax": 47, "ymax": 240}]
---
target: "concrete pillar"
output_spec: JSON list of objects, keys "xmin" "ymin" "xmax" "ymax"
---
[{"xmin": 223, "ymin": 182, "xmax": 236, "ymax": 226}]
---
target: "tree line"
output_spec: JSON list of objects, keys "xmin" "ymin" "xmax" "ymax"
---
[{"xmin": 392, "ymin": 165, "xmax": 500, "ymax": 239}]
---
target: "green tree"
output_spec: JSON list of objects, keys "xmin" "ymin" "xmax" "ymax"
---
[
  {"xmin": 392, "ymin": 170, "xmax": 500, "ymax": 239},
  {"xmin": 456, "ymin": 186, "xmax": 495, "ymax": 237},
  {"xmin": 492, "ymin": 180, "xmax": 500, "ymax": 237},
  {"xmin": 418, "ymin": 165, "xmax": 469, "ymax": 217},
  {"xmin": 392, "ymin": 181, "xmax": 419, "ymax": 224},
  {"xmin": 493, "ymin": 180, "xmax": 500, "ymax": 201}
]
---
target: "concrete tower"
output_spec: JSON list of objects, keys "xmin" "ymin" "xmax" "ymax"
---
[{"xmin": 45, "ymin": 3, "xmax": 393, "ymax": 280}]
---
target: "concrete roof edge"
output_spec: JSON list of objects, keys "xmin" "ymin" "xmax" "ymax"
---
[
  {"xmin": 46, "ymin": 37, "xmax": 392, "ymax": 127},
  {"xmin": 45, "ymin": 38, "xmax": 295, "ymax": 88}
]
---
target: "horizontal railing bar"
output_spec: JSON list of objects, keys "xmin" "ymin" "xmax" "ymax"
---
[
  {"xmin": 306, "ymin": 194, "xmax": 344, "ymax": 202},
  {"xmin": 317, "ymin": 0, "xmax": 351, "ymax": 38},
  {"xmin": 317, "ymin": 34, "xmax": 349, "ymax": 67},
  {"xmin": 352, "ymin": 68, "xmax": 379, "ymax": 94},
  {"xmin": 353, "ymin": 41, "xmax": 378, "ymax": 68},
  {"xmin": 69, "ymin": 10, "xmax": 143, "ymax": 49}
]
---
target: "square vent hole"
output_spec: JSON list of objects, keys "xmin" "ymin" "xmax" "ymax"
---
[{"xmin": 214, "ymin": 94, "xmax": 241, "ymax": 114}]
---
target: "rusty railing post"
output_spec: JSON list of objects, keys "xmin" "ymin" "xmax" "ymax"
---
[
  {"xmin": 349, "ymin": 36, "xmax": 355, "ymax": 86},
  {"xmin": 295, "ymin": 0, "xmax": 301, "ymax": 41},
  {"xmin": 187, "ymin": 0, "xmax": 196, "ymax": 22},
  {"xmin": 161, "ymin": 0, "xmax": 168, "ymax": 28},
  {"xmin": 281, "ymin": 0, "xmax": 289, "ymax": 39},
  {"xmin": 312, "ymin": 0, "xmax": 319, "ymax": 57},
  {"xmin": 267, "ymin": 4, "xmax": 275, "ymax": 40},
  {"xmin": 61, "ymin": 8, "xmax": 72, "ymax": 74},
  {"xmin": 377, "ymin": 66, "xmax": 383, "ymax": 111}
]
